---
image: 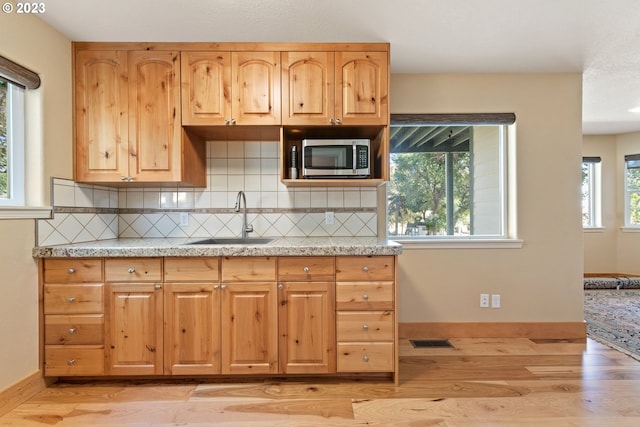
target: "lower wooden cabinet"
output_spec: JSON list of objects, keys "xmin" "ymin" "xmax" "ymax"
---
[
  {"xmin": 105, "ymin": 283, "xmax": 164, "ymax": 375},
  {"xmin": 278, "ymin": 281, "xmax": 335, "ymax": 374},
  {"xmin": 164, "ymin": 283, "xmax": 221, "ymax": 375},
  {"xmin": 221, "ymin": 282, "xmax": 278, "ymax": 374},
  {"xmin": 41, "ymin": 254, "xmax": 397, "ymax": 381}
]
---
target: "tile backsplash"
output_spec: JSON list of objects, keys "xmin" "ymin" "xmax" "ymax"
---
[{"xmin": 37, "ymin": 140, "xmax": 380, "ymax": 246}]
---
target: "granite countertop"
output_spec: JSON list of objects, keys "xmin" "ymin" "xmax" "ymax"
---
[{"xmin": 32, "ymin": 236, "xmax": 403, "ymax": 258}]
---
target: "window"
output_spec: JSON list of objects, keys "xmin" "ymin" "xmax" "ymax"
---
[
  {"xmin": 625, "ymin": 154, "xmax": 640, "ymax": 227},
  {"xmin": 387, "ymin": 114, "xmax": 513, "ymax": 240},
  {"xmin": 0, "ymin": 77, "xmax": 25, "ymax": 206},
  {"xmin": 581, "ymin": 157, "xmax": 601, "ymax": 228}
]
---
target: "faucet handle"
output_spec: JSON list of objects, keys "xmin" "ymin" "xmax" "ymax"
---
[{"xmin": 246, "ymin": 224, "xmax": 254, "ymax": 233}]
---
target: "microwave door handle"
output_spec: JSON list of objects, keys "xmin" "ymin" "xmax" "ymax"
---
[{"xmin": 353, "ymin": 142, "xmax": 357, "ymax": 173}]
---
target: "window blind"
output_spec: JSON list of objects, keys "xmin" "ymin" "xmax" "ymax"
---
[{"xmin": 0, "ymin": 55, "xmax": 40, "ymax": 89}]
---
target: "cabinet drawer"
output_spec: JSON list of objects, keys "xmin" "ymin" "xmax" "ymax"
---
[
  {"xmin": 336, "ymin": 281, "xmax": 394, "ymax": 310},
  {"xmin": 164, "ymin": 257, "xmax": 219, "ymax": 282},
  {"xmin": 337, "ymin": 311, "xmax": 393, "ymax": 341},
  {"xmin": 278, "ymin": 256, "xmax": 335, "ymax": 281},
  {"xmin": 221, "ymin": 257, "xmax": 276, "ymax": 281},
  {"xmin": 337, "ymin": 342, "xmax": 394, "ymax": 372},
  {"xmin": 44, "ymin": 284, "xmax": 103, "ymax": 314},
  {"xmin": 44, "ymin": 259, "xmax": 102, "ymax": 283},
  {"xmin": 45, "ymin": 314, "xmax": 104, "ymax": 345},
  {"xmin": 45, "ymin": 346, "xmax": 104, "ymax": 376},
  {"xmin": 105, "ymin": 258, "xmax": 162, "ymax": 282},
  {"xmin": 336, "ymin": 256, "xmax": 394, "ymax": 281}
]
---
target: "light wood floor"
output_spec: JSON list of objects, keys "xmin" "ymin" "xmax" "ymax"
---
[{"xmin": 2, "ymin": 338, "xmax": 640, "ymax": 426}]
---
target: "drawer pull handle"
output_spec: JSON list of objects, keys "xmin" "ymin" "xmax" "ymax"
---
[
  {"xmin": 363, "ymin": 294, "xmax": 369, "ymax": 300},
  {"xmin": 67, "ymin": 359, "xmax": 76, "ymax": 366},
  {"xmin": 68, "ymin": 327, "xmax": 77, "ymax": 334},
  {"xmin": 67, "ymin": 268, "xmax": 75, "ymax": 274},
  {"xmin": 363, "ymin": 324, "xmax": 369, "ymax": 330},
  {"xmin": 66, "ymin": 297, "xmax": 76, "ymax": 303},
  {"xmin": 128, "ymin": 268, "xmax": 136, "ymax": 274},
  {"xmin": 303, "ymin": 267, "xmax": 310, "ymax": 273},
  {"xmin": 363, "ymin": 355, "xmax": 369, "ymax": 362},
  {"xmin": 363, "ymin": 266, "xmax": 369, "ymax": 272}
]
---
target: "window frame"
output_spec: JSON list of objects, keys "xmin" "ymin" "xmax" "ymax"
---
[
  {"xmin": 0, "ymin": 79, "xmax": 26, "ymax": 206},
  {"xmin": 386, "ymin": 113, "xmax": 521, "ymax": 248},
  {"xmin": 581, "ymin": 157, "xmax": 602, "ymax": 229},
  {"xmin": 624, "ymin": 154, "xmax": 640, "ymax": 229}
]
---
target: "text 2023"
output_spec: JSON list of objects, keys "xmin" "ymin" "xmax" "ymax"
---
[{"xmin": 17, "ymin": 2, "xmax": 45, "ymax": 13}]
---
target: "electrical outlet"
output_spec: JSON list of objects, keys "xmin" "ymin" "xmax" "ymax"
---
[
  {"xmin": 325, "ymin": 211, "xmax": 334, "ymax": 225},
  {"xmin": 480, "ymin": 293, "xmax": 490, "ymax": 308},
  {"xmin": 491, "ymin": 294, "xmax": 501, "ymax": 308},
  {"xmin": 179, "ymin": 212, "xmax": 189, "ymax": 227}
]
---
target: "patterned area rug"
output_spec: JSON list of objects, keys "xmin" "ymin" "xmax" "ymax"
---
[{"xmin": 584, "ymin": 289, "xmax": 640, "ymax": 360}]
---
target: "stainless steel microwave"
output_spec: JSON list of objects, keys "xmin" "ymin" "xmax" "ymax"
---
[{"xmin": 301, "ymin": 139, "xmax": 370, "ymax": 178}]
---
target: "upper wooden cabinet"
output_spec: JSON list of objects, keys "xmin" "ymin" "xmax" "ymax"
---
[
  {"xmin": 74, "ymin": 49, "xmax": 206, "ymax": 185},
  {"xmin": 181, "ymin": 51, "xmax": 281, "ymax": 126},
  {"xmin": 282, "ymin": 51, "xmax": 388, "ymax": 126}
]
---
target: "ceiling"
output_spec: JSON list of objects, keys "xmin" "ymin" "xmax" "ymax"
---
[{"xmin": 36, "ymin": 0, "xmax": 640, "ymax": 135}]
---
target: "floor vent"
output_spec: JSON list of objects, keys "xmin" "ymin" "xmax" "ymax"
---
[{"xmin": 410, "ymin": 339, "xmax": 453, "ymax": 348}]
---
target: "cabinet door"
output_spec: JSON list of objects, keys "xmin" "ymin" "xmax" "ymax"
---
[
  {"xmin": 282, "ymin": 52, "xmax": 334, "ymax": 125},
  {"xmin": 74, "ymin": 50, "xmax": 129, "ymax": 182},
  {"xmin": 221, "ymin": 282, "xmax": 278, "ymax": 374},
  {"xmin": 181, "ymin": 52, "xmax": 231, "ymax": 125},
  {"xmin": 278, "ymin": 282, "xmax": 335, "ymax": 374},
  {"xmin": 128, "ymin": 51, "xmax": 182, "ymax": 182},
  {"xmin": 231, "ymin": 52, "xmax": 281, "ymax": 125},
  {"xmin": 105, "ymin": 283, "xmax": 163, "ymax": 375},
  {"xmin": 164, "ymin": 283, "xmax": 220, "ymax": 375},
  {"xmin": 335, "ymin": 51, "xmax": 388, "ymax": 125}
]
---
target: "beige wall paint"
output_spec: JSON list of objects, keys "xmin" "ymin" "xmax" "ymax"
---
[
  {"xmin": 391, "ymin": 74, "xmax": 584, "ymax": 323},
  {"xmin": 0, "ymin": 12, "xmax": 71, "ymax": 391},
  {"xmin": 582, "ymin": 134, "xmax": 617, "ymax": 273}
]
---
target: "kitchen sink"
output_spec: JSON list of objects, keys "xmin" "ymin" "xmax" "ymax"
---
[{"xmin": 184, "ymin": 238, "xmax": 274, "ymax": 245}]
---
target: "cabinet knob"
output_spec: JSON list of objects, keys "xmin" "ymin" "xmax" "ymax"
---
[
  {"xmin": 67, "ymin": 268, "xmax": 75, "ymax": 274},
  {"xmin": 329, "ymin": 118, "xmax": 335, "ymax": 124},
  {"xmin": 154, "ymin": 284, "xmax": 161, "ymax": 290},
  {"xmin": 363, "ymin": 294, "xmax": 369, "ymax": 300},
  {"xmin": 128, "ymin": 268, "xmax": 136, "ymax": 274},
  {"xmin": 334, "ymin": 118, "xmax": 342, "ymax": 125},
  {"xmin": 121, "ymin": 176, "xmax": 127, "ymax": 181},
  {"xmin": 66, "ymin": 297, "xmax": 76, "ymax": 303},
  {"xmin": 362, "ymin": 266, "xmax": 369, "ymax": 272},
  {"xmin": 67, "ymin": 359, "xmax": 76, "ymax": 366},
  {"xmin": 303, "ymin": 266, "xmax": 310, "ymax": 273},
  {"xmin": 68, "ymin": 327, "xmax": 77, "ymax": 334},
  {"xmin": 231, "ymin": 118, "xmax": 237, "ymax": 125},
  {"xmin": 363, "ymin": 355, "xmax": 369, "ymax": 362},
  {"xmin": 221, "ymin": 284, "xmax": 227, "ymax": 290},
  {"xmin": 214, "ymin": 285, "xmax": 219, "ymax": 290},
  {"xmin": 278, "ymin": 284, "xmax": 284, "ymax": 290},
  {"xmin": 363, "ymin": 324, "xmax": 369, "ymax": 330}
]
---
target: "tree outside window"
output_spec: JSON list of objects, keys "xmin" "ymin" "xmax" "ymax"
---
[
  {"xmin": 387, "ymin": 123, "xmax": 505, "ymax": 238},
  {"xmin": 625, "ymin": 154, "xmax": 640, "ymax": 226}
]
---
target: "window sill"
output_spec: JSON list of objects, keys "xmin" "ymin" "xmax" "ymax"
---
[
  {"xmin": 583, "ymin": 227, "xmax": 606, "ymax": 233},
  {"xmin": 391, "ymin": 238, "xmax": 524, "ymax": 249},
  {"xmin": 0, "ymin": 206, "xmax": 52, "ymax": 220},
  {"xmin": 621, "ymin": 227, "xmax": 640, "ymax": 233}
]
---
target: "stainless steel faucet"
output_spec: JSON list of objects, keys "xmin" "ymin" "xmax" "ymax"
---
[{"xmin": 234, "ymin": 191, "xmax": 253, "ymax": 239}]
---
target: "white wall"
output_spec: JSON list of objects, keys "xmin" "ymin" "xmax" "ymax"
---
[
  {"xmin": 0, "ymin": 11, "xmax": 71, "ymax": 391},
  {"xmin": 392, "ymin": 73, "xmax": 584, "ymax": 323}
]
